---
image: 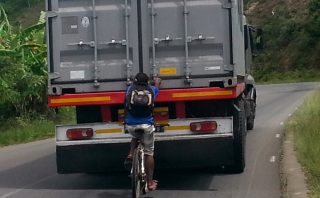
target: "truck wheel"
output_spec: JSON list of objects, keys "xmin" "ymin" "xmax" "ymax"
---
[
  {"xmin": 231, "ymin": 98, "xmax": 246, "ymax": 173},
  {"xmin": 76, "ymin": 106, "xmax": 102, "ymax": 124},
  {"xmin": 247, "ymin": 104, "xmax": 255, "ymax": 130},
  {"xmin": 246, "ymin": 88, "xmax": 256, "ymax": 130}
]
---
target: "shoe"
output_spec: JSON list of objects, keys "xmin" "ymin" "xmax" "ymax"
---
[
  {"xmin": 147, "ymin": 180, "xmax": 158, "ymax": 191},
  {"xmin": 124, "ymin": 156, "xmax": 132, "ymax": 171}
]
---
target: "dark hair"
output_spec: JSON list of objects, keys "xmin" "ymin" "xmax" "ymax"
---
[{"xmin": 134, "ymin": 73, "xmax": 149, "ymax": 84}]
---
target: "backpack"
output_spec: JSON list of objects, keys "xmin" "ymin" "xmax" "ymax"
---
[{"xmin": 126, "ymin": 84, "xmax": 154, "ymax": 117}]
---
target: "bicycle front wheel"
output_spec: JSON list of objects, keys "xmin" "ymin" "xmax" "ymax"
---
[{"xmin": 132, "ymin": 148, "xmax": 141, "ymax": 198}]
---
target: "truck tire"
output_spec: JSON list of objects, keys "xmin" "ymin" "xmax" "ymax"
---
[
  {"xmin": 231, "ymin": 98, "xmax": 246, "ymax": 173},
  {"xmin": 247, "ymin": 104, "xmax": 255, "ymax": 130},
  {"xmin": 246, "ymin": 88, "xmax": 256, "ymax": 130},
  {"xmin": 76, "ymin": 106, "xmax": 102, "ymax": 124}
]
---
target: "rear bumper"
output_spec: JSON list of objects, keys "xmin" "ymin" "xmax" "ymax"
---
[{"xmin": 56, "ymin": 134, "xmax": 234, "ymax": 173}]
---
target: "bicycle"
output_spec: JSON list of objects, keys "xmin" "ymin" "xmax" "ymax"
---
[{"xmin": 131, "ymin": 129, "xmax": 147, "ymax": 198}]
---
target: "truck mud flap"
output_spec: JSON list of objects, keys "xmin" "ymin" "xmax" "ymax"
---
[{"xmin": 56, "ymin": 136, "xmax": 234, "ymax": 174}]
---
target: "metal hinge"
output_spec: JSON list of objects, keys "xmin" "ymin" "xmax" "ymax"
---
[
  {"xmin": 222, "ymin": 1, "xmax": 233, "ymax": 9},
  {"xmin": 49, "ymin": 72, "xmax": 60, "ymax": 80},
  {"xmin": 46, "ymin": 11, "xmax": 58, "ymax": 18},
  {"xmin": 224, "ymin": 64, "xmax": 235, "ymax": 72}
]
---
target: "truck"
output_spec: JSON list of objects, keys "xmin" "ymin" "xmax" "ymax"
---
[{"xmin": 46, "ymin": 0, "xmax": 257, "ymax": 174}]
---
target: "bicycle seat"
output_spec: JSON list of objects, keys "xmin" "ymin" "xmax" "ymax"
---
[{"xmin": 154, "ymin": 123, "xmax": 170, "ymax": 133}]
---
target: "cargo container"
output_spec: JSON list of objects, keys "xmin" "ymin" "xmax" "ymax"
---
[{"xmin": 46, "ymin": 0, "xmax": 257, "ymax": 173}]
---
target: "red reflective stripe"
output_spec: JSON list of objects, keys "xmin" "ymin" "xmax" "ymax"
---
[
  {"xmin": 48, "ymin": 92, "xmax": 125, "ymax": 107},
  {"xmin": 48, "ymin": 84, "xmax": 245, "ymax": 107}
]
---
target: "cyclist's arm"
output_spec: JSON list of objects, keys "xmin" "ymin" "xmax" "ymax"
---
[
  {"xmin": 151, "ymin": 77, "xmax": 161, "ymax": 97},
  {"xmin": 152, "ymin": 86, "xmax": 159, "ymax": 98}
]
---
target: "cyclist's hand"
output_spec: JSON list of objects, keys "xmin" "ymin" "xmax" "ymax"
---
[{"xmin": 153, "ymin": 77, "xmax": 162, "ymax": 87}]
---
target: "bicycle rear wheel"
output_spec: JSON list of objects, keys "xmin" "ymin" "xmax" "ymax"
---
[{"xmin": 132, "ymin": 148, "xmax": 141, "ymax": 198}]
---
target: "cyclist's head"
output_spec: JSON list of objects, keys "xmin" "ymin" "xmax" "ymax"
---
[{"xmin": 134, "ymin": 73, "xmax": 149, "ymax": 85}]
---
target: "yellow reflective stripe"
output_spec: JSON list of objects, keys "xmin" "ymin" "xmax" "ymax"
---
[
  {"xmin": 154, "ymin": 107, "xmax": 169, "ymax": 112},
  {"xmin": 118, "ymin": 107, "xmax": 168, "ymax": 114},
  {"xmin": 96, "ymin": 128, "xmax": 123, "ymax": 134},
  {"xmin": 51, "ymin": 96, "xmax": 111, "ymax": 104},
  {"xmin": 155, "ymin": 120, "xmax": 169, "ymax": 125},
  {"xmin": 95, "ymin": 126, "xmax": 189, "ymax": 134},
  {"xmin": 165, "ymin": 125, "xmax": 189, "ymax": 131},
  {"xmin": 159, "ymin": 67, "xmax": 177, "ymax": 75},
  {"xmin": 172, "ymin": 90, "xmax": 232, "ymax": 98},
  {"xmin": 118, "ymin": 109, "xmax": 125, "ymax": 114}
]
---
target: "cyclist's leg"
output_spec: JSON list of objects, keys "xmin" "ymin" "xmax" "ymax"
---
[
  {"xmin": 145, "ymin": 155, "xmax": 156, "ymax": 190},
  {"xmin": 141, "ymin": 125, "xmax": 157, "ymax": 190},
  {"xmin": 124, "ymin": 125, "xmax": 141, "ymax": 169},
  {"xmin": 126, "ymin": 125, "xmax": 142, "ymax": 156}
]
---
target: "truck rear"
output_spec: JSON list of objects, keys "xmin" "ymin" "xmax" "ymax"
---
[{"xmin": 46, "ymin": 0, "xmax": 256, "ymax": 173}]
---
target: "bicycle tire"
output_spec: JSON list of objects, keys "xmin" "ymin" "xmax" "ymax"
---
[{"xmin": 132, "ymin": 148, "xmax": 141, "ymax": 198}]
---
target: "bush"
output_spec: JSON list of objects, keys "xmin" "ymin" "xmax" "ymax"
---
[
  {"xmin": 0, "ymin": 0, "xmax": 42, "ymax": 16},
  {"xmin": 247, "ymin": 0, "xmax": 320, "ymax": 79},
  {"xmin": 0, "ymin": 6, "xmax": 47, "ymax": 120},
  {"xmin": 306, "ymin": 0, "xmax": 320, "ymax": 38}
]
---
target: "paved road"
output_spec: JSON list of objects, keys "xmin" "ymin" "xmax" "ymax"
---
[{"xmin": 0, "ymin": 82, "xmax": 319, "ymax": 198}]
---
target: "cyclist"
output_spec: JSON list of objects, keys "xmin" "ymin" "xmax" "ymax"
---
[{"xmin": 124, "ymin": 73, "xmax": 161, "ymax": 191}]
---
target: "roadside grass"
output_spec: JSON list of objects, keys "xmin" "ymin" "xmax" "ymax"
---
[
  {"xmin": 286, "ymin": 90, "xmax": 320, "ymax": 197},
  {"xmin": 0, "ymin": 107, "xmax": 75, "ymax": 147},
  {"xmin": 255, "ymin": 69, "xmax": 320, "ymax": 84}
]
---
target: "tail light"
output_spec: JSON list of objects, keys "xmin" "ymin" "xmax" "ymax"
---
[
  {"xmin": 66, "ymin": 128, "xmax": 94, "ymax": 140},
  {"xmin": 190, "ymin": 121, "xmax": 217, "ymax": 133}
]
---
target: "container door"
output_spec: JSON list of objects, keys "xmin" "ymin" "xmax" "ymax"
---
[
  {"xmin": 141, "ymin": 0, "xmax": 232, "ymax": 88},
  {"xmin": 48, "ymin": 0, "xmax": 139, "ymax": 92}
]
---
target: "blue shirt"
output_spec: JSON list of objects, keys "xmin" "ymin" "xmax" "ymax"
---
[{"xmin": 125, "ymin": 85, "xmax": 159, "ymax": 125}]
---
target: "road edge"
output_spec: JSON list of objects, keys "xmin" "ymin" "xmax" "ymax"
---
[{"xmin": 281, "ymin": 129, "xmax": 309, "ymax": 198}]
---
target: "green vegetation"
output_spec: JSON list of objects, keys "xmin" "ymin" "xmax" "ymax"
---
[
  {"xmin": 286, "ymin": 91, "xmax": 320, "ymax": 197},
  {"xmin": 0, "ymin": 107, "xmax": 75, "ymax": 147},
  {"xmin": 0, "ymin": 6, "xmax": 75, "ymax": 145},
  {"xmin": 0, "ymin": 6, "xmax": 47, "ymax": 121},
  {"xmin": 246, "ymin": 0, "xmax": 320, "ymax": 82},
  {"xmin": 0, "ymin": 0, "xmax": 44, "ymax": 27}
]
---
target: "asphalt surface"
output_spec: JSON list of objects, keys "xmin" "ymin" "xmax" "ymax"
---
[{"xmin": 0, "ymin": 82, "xmax": 319, "ymax": 198}]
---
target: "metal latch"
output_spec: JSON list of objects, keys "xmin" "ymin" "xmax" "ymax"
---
[
  {"xmin": 154, "ymin": 35, "xmax": 183, "ymax": 45},
  {"xmin": 187, "ymin": 34, "xmax": 216, "ymax": 43},
  {"xmin": 102, "ymin": 39, "xmax": 127, "ymax": 46},
  {"xmin": 68, "ymin": 41, "xmax": 96, "ymax": 48}
]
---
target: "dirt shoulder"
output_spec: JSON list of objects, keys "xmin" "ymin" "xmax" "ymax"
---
[{"xmin": 281, "ymin": 130, "xmax": 309, "ymax": 198}]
